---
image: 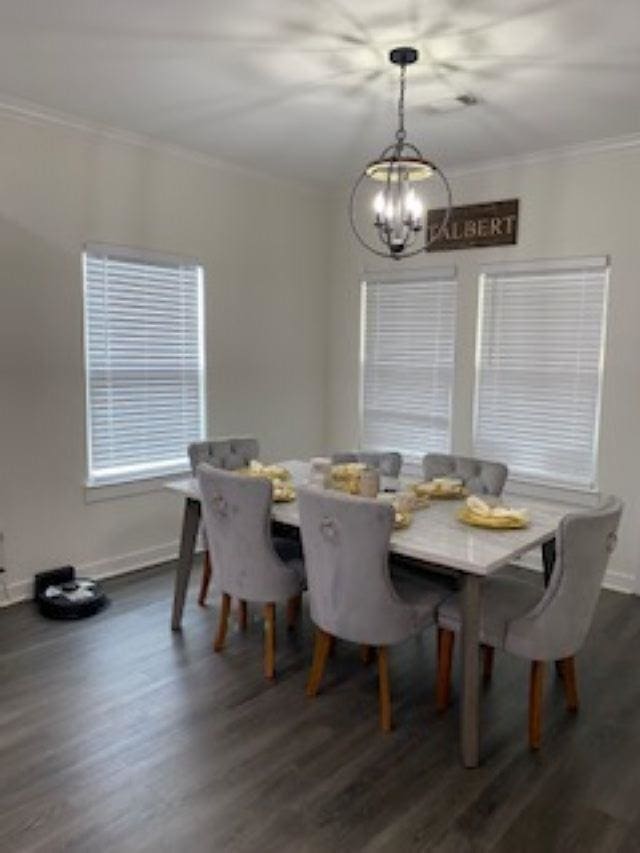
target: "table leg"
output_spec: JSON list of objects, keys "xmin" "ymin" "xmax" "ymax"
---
[
  {"xmin": 171, "ymin": 497, "xmax": 201, "ymax": 631},
  {"xmin": 542, "ymin": 537, "xmax": 556, "ymax": 586},
  {"xmin": 460, "ymin": 574, "xmax": 482, "ymax": 768}
]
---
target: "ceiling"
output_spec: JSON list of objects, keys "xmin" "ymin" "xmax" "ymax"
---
[{"xmin": 0, "ymin": 0, "xmax": 639, "ymax": 186}]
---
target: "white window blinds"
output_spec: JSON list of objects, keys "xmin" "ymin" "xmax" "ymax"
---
[
  {"xmin": 83, "ymin": 248, "xmax": 206, "ymax": 485},
  {"xmin": 361, "ymin": 272, "xmax": 457, "ymax": 460},
  {"xmin": 474, "ymin": 259, "xmax": 608, "ymax": 489}
]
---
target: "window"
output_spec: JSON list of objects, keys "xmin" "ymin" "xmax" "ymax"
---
[
  {"xmin": 360, "ymin": 270, "xmax": 457, "ymax": 461},
  {"xmin": 83, "ymin": 246, "xmax": 206, "ymax": 486},
  {"xmin": 474, "ymin": 258, "xmax": 609, "ymax": 490}
]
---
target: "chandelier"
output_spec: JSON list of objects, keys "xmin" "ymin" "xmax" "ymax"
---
[{"xmin": 349, "ymin": 47, "xmax": 452, "ymax": 260}]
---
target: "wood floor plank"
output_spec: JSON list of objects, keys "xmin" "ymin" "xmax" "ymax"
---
[{"xmin": 1, "ymin": 561, "xmax": 639, "ymax": 852}]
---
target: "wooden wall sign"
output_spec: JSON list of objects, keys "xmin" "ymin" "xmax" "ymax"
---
[{"xmin": 426, "ymin": 199, "xmax": 519, "ymax": 252}]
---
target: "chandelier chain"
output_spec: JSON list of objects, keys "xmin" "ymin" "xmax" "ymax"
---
[{"xmin": 395, "ymin": 64, "xmax": 407, "ymax": 145}]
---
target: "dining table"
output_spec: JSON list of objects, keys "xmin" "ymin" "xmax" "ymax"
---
[{"xmin": 165, "ymin": 459, "xmax": 585, "ymax": 769}]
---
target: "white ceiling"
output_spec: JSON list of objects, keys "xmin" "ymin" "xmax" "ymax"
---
[{"xmin": 0, "ymin": 0, "xmax": 639, "ymax": 186}]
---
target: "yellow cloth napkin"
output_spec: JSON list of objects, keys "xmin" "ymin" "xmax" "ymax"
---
[
  {"xmin": 331, "ymin": 463, "xmax": 366, "ymax": 481},
  {"xmin": 272, "ymin": 479, "xmax": 295, "ymax": 501},
  {"xmin": 466, "ymin": 495, "xmax": 529, "ymax": 523},
  {"xmin": 247, "ymin": 460, "xmax": 291, "ymax": 481},
  {"xmin": 432, "ymin": 476, "xmax": 463, "ymax": 489}
]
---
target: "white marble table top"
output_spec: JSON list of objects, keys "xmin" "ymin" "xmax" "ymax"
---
[{"xmin": 165, "ymin": 459, "xmax": 585, "ymax": 577}]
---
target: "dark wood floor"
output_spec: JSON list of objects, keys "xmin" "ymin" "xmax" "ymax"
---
[{"xmin": 2, "ymin": 562, "xmax": 640, "ymax": 853}]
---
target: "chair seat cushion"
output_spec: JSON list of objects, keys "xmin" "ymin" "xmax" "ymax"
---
[
  {"xmin": 391, "ymin": 566, "xmax": 453, "ymax": 631},
  {"xmin": 284, "ymin": 558, "xmax": 306, "ymax": 590},
  {"xmin": 273, "ymin": 536, "xmax": 306, "ymax": 589},
  {"xmin": 437, "ymin": 575, "xmax": 542, "ymax": 650},
  {"xmin": 273, "ymin": 536, "xmax": 303, "ymax": 563}
]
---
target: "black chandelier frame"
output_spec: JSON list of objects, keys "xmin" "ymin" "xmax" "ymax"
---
[{"xmin": 348, "ymin": 46, "xmax": 453, "ymax": 260}]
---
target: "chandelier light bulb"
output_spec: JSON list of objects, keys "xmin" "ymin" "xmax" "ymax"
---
[
  {"xmin": 373, "ymin": 191, "xmax": 385, "ymax": 217},
  {"xmin": 405, "ymin": 188, "xmax": 417, "ymax": 217}
]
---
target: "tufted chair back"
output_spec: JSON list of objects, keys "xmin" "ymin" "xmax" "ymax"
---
[
  {"xmin": 197, "ymin": 465, "xmax": 302, "ymax": 603},
  {"xmin": 506, "ymin": 497, "xmax": 623, "ymax": 662},
  {"xmin": 298, "ymin": 487, "xmax": 428, "ymax": 645},
  {"xmin": 189, "ymin": 437, "xmax": 259, "ymax": 474},
  {"xmin": 331, "ymin": 451, "xmax": 402, "ymax": 478},
  {"xmin": 422, "ymin": 453, "xmax": 508, "ymax": 496}
]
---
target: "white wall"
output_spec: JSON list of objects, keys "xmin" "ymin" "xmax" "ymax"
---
[
  {"xmin": 0, "ymin": 109, "xmax": 329, "ymax": 600},
  {"xmin": 327, "ymin": 144, "xmax": 640, "ymax": 593},
  {"xmin": 2, "ymin": 106, "xmax": 639, "ymax": 602}
]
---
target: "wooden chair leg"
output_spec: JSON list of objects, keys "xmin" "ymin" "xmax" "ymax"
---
[
  {"xmin": 482, "ymin": 644, "xmax": 495, "ymax": 684},
  {"xmin": 213, "ymin": 592, "xmax": 231, "ymax": 652},
  {"xmin": 436, "ymin": 628, "xmax": 455, "ymax": 712},
  {"xmin": 306, "ymin": 630, "xmax": 332, "ymax": 696},
  {"xmin": 529, "ymin": 660, "xmax": 545, "ymax": 750},
  {"xmin": 198, "ymin": 551, "xmax": 212, "ymax": 606},
  {"xmin": 361, "ymin": 644, "xmax": 374, "ymax": 665},
  {"xmin": 286, "ymin": 594, "xmax": 302, "ymax": 631},
  {"xmin": 377, "ymin": 647, "xmax": 393, "ymax": 732},
  {"xmin": 558, "ymin": 656, "xmax": 579, "ymax": 712},
  {"xmin": 238, "ymin": 599, "xmax": 248, "ymax": 631},
  {"xmin": 263, "ymin": 603, "xmax": 276, "ymax": 680}
]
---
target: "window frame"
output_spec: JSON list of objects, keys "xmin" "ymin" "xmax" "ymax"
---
[
  {"xmin": 472, "ymin": 255, "xmax": 610, "ymax": 492},
  {"xmin": 82, "ymin": 243, "xmax": 207, "ymax": 489},
  {"xmin": 358, "ymin": 266, "xmax": 458, "ymax": 464}
]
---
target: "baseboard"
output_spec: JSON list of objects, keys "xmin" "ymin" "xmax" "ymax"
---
[
  {"xmin": 83, "ymin": 540, "xmax": 181, "ymax": 581},
  {"xmin": 601, "ymin": 570, "xmax": 637, "ymax": 595},
  {"xmin": 1, "ymin": 576, "xmax": 32, "ymax": 606},
  {"xmin": 0, "ymin": 539, "xmax": 197, "ymax": 608},
  {"xmin": 2, "ymin": 539, "xmax": 634, "ymax": 608}
]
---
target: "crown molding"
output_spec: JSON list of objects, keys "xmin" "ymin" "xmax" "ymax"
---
[
  {"xmin": 446, "ymin": 131, "xmax": 640, "ymax": 178},
  {"xmin": 1, "ymin": 90, "xmax": 640, "ymax": 189},
  {"xmin": 0, "ymin": 92, "xmax": 326, "ymax": 196}
]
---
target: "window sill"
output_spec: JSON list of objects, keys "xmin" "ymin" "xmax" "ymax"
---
[
  {"xmin": 399, "ymin": 461, "xmax": 600, "ymax": 507},
  {"xmin": 401, "ymin": 459, "xmax": 423, "ymax": 478},
  {"xmin": 504, "ymin": 477, "xmax": 601, "ymax": 508},
  {"xmin": 84, "ymin": 469, "xmax": 191, "ymax": 503}
]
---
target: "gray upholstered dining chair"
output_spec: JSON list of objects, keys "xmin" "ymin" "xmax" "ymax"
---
[
  {"xmin": 436, "ymin": 497, "xmax": 623, "ymax": 749},
  {"xmin": 189, "ymin": 437, "xmax": 259, "ymax": 604},
  {"xmin": 297, "ymin": 487, "xmax": 448, "ymax": 731},
  {"xmin": 189, "ymin": 437, "xmax": 259, "ymax": 473},
  {"xmin": 422, "ymin": 453, "xmax": 508, "ymax": 496},
  {"xmin": 197, "ymin": 464, "xmax": 305, "ymax": 679},
  {"xmin": 331, "ymin": 451, "xmax": 403, "ymax": 479},
  {"xmin": 391, "ymin": 453, "xmax": 508, "ymax": 588}
]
